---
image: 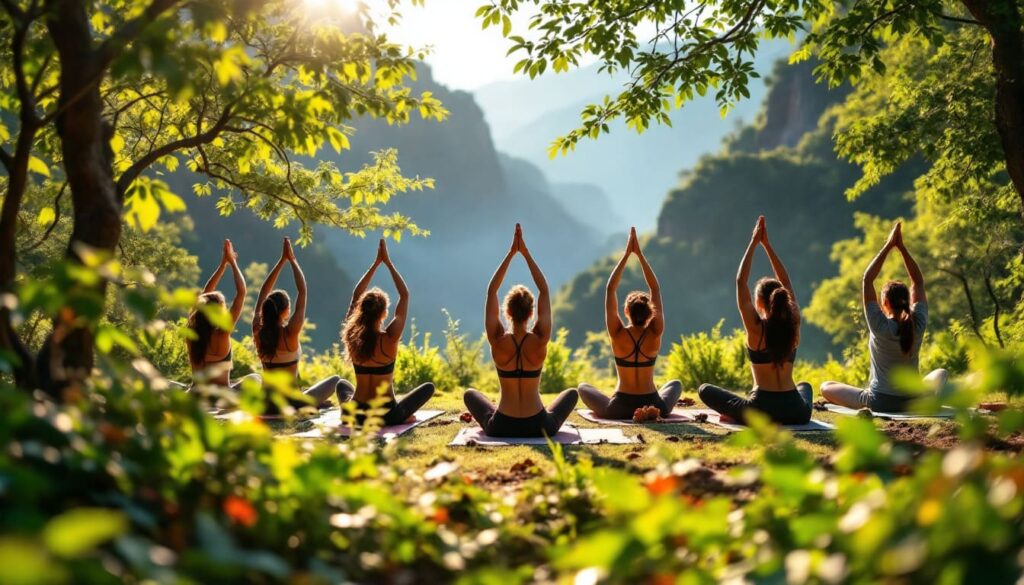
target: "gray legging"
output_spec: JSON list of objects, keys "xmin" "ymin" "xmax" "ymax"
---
[
  {"xmin": 463, "ymin": 388, "xmax": 579, "ymax": 437},
  {"xmin": 578, "ymin": 380, "xmax": 683, "ymax": 419},
  {"xmin": 169, "ymin": 372, "xmax": 262, "ymax": 392},
  {"xmin": 698, "ymin": 382, "xmax": 813, "ymax": 425},
  {"xmin": 264, "ymin": 375, "xmax": 346, "ymax": 415}
]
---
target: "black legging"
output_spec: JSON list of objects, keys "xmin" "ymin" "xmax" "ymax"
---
[
  {"xmin": 697, "ymin": 383, "xmax": 813, "ymax": 425},
  {"xmin": 463, "ymin": 388, "xmax": 578, "ymax": 437},
  {"xmin": 349, "ymin": 382, "xmax": 435, "ymax": 426},
  {"xmin": 578, "ymin": 380, "xmax": 683, "ymax": 419}
]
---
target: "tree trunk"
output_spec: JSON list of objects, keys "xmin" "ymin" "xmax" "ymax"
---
[
  {"xmin": 0, "ymin": 125, "xmax": 38, "ymax": 388},
  {"xmin": 961, "ymin": 0, "xmax": 1024, "ymax": 215},
  {"xmin": 41, "ymin": 0, "xmax": 123, "ymax": 397}
]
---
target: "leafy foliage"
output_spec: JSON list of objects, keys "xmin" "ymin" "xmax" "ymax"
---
[{"xmin": 665, "ymin": 320, "xmax": 750, "ymax": 392}]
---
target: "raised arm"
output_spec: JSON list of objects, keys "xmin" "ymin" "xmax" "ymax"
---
[
  {"xmin": 346, "ymin": 245, "xmax": 382, "ymax": 321},
  {"xmin": 284, "ymin": 239, "xmax": 306, "ymax": 334},
  {"xmin": 486, "ymin": 230, "xmax": 517, "ymax": 343},
  {"xmin": 202, "ymin": 243, "xmax": 229, "ymax": 294},
  {"xmin": 605, "ymin": 234, "xmax": 631, "ymax": 338},
  {"xmin": 863, "ymin": 223, "xmax": 900, "ymax": 308},
  {"xmin": 519, "ymin": 228, "xmax": 551, "ymax": 342},
  {"xmin": 252, "ymin": 240, "xmax": 288, "ymax": 336},
  {"xmin": 760, "ymin": 218, "xmax": 794, "ymax": 302},
  {"xmin": 736, "ymin": 217, "xmax": 762, "ymax": 332},
  {"xmin": 224, "ymin": 240, "xmax": 246, "ymax": 325},
  {"xmin": 380, "ymin": 240, "xmax": 410, "ymax": 340},
  {"xmin": 632, "ymin": 229, "xmax": 664, "ymax": 335},
  {"xmin": 895, "ymin": 232, "xmax": 926, "ymax": 304}
]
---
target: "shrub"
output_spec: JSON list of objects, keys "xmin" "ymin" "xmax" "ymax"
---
[
  {"xmin": 541, "ymin": 328, "xmax": 591, "ymax": 393},
  {"xmin": 394, "ymin": 325, "xmax": 457, "ymax": 393},
  {"xmin": 301, "ymin": 343, "xmax": 355, "ymax": 388},
  {"xmin": 440, "ymin": 310, "xmax": 486, "ymax": 390},
  {"xmin": 666, "ymin": 321, "xmax": 751, "ymax": 392}
]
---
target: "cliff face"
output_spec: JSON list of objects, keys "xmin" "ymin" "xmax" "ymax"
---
[
  {"xmin": 555, "ymin": 59, "xmax": 916, "ymax": 358},
  {"xmin": 320, "ymin": 66, "xmax": 607, "ymax": 337}
]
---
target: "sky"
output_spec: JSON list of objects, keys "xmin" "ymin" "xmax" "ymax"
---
[{"xmin": 363, "ymin": 0, "xmax": 540, "ymax": 90}]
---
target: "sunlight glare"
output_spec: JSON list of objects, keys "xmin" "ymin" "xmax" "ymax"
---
[{"xmin": 303, "ymin": 0, "xmax": 359, "ymax": 15}]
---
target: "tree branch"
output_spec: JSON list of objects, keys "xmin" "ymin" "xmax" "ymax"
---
[
  {"xmin": 984, "ymin": 273, "xmax": 1004, "ymax": 348},
  {"xmin": 97, "ymin": 0, "xmax": 185, "ymax": 67},
  {"xmin": 938, "ymin": 267, "xmax": 985, "ymax": 342},
  {"xmin": 115, "ymin": 102, "xmax": 236, "ymax": 195}
]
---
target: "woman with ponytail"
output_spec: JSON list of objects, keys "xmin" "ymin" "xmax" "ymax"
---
[
  {"xmin": 821, "ymin": 222, "xmax": 947, "ymax": 412},
  {"xmin": 181, "ymin": 240, "xmax": 260, "ymax": 390},
  {"xmin": 253, "ymin": 238, "xmax": 344, "ymax": 413},
  {"xmin": 340, "ymin": 239, "xmax": 434, "ymax": 425},
  {"xmin": 578, "ymin": 227, "xmax": 682, "ymax": 419},
  {"xmin": 697, "ymin": 216, "xmax": 813, "ymax": 425}
]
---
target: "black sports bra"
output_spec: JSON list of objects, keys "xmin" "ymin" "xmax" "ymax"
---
[
  {"xmin": 496, "ymin": 335, "xmax": 542, "ymax": 379},
  {"xmin": 614, "ymin": 328, "xmax": 657, "ymax": 368},
  {"xmin": 353, "ymin": 336, "xmax": 396, "ymax": 376},
  {"xmin": 747, "ymin": 323, "xmax": 797, "ymax": 365}
]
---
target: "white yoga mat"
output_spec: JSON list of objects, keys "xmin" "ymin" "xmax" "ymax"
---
[
  {"xmin": 680, "ymin": 409, "xmax": 836, "ymax": 432},
  {"xmin": 822, "ymin": 403, "xmax": 956, "ymax": 420},
  {"xmin": 449, "ymin": 426, "xmax": 637, "ymax": 446},
  {"xmin": 576, "ymin": 408, "xmax": 697, "ymax": 425},
  {"xmin": 291, "ymin": 409, "xmax": 445, "ymax": 440}
]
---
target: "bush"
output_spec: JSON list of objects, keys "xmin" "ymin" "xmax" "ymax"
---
[
  {"xmin": 540, "ymin": 328, "xmax": 591, "ymax": 393},
  {"xmin": 666, "ymin": 321, "xmax": 751, "ymax": 392},
  {"xmin": 393, "ymin": 325, "xmax": 457, "ymax": 393},
  {"xmin": 300, "ymin": 342, "xmax": 355, "ymax": 388},
  {"xmin": 440, "ymin": 310, "xmax": 486, "ymax": 390}
]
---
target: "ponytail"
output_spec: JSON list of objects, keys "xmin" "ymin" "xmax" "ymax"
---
[
  {"xmin": 255, "ymin": 290, "xmax": 290, "ymax": 361},
  {"xmin": 186, "ymin": 293, "xmax": 224, "ymax": 366},
  {"xmin": 342, "ymin": 288, "xmax": 390, "ymax": 363},
  {"xmin": 755, "ymin": 277, "xmax": 797, "ymax": 367},
  {"xmin": 882, "ymin": 281, "xmax": 914, "ymax": 355}
]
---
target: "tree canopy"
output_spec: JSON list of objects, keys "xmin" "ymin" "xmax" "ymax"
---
[
  {"xmin": 0, "ymin": 0, "xmax": 445, "ymax": 392},
  {"xmin": 480, "ymin": 0, "xmax": 1024, "ymax": 215}
]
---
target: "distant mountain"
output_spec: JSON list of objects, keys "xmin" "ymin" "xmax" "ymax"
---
[
  {"xmin": 553, "ymin": 59, "xmax": 921, "ymax": 360},
  {"xmin": 172, "ymin": 172, "xmax": 354, "ymax": 350},
  {"xmin": 318, "ymin": 66, "xmax": 608, "ymax": 337},
  {"xmin": 473, "ymin": 38, "xmax": 797, "ymax": 229}
]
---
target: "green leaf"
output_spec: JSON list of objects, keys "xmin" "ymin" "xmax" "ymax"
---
[
  {"xmin": 36, "ymin": 207, "xmax": 55, "ymax": 226},
  {"xmin": 27, "ymin": 156, "xmax": 50, "ymax": 177},
  {"xmin": 43, "ymin": 509, "xmax": 128, "ymax": 558}
]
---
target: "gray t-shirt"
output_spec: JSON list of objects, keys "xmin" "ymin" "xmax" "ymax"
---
[{"xmin": 865, "ymin": 301, "xmax": 928, "ymax": 395}]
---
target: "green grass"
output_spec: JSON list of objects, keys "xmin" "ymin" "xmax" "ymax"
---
[{"xmin": 266, "ymin": 389, "xmax": 959, "ymax": 480}]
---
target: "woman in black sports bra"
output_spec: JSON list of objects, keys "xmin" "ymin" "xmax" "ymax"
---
[
  {"xmin": 578, "ymin": 228, "xmax": 682, "ymax": 419},
  {"xmin": 697, "ymin": 216, "xmax": 812, "ymax": 425},
  {"xmin": 253, "ymin": 238, "xmax": 345, "ymax": 414},
  {"xmin": 340, "ymin": 239, "xmax": 434, "ymax": 426},
  {"xmin": 179, "ymin": 239, "xmax": 261, "ymax": 390},
  {"xmin": 463, "ymin": 224, "xmax": 578, "ymax": 437}
]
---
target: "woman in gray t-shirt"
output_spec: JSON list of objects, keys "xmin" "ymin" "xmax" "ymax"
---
[{"xmin": 820, "ymin": 222, "xmax": 948, "ymax": 412}]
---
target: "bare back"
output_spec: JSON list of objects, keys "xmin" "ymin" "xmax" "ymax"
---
[
  {"xmin": 611, "ymin": 325, "xmax": 661, "ymax": 394},
  {"xmin": 352, "ymin": 332, "xmax": 401, "ymax": 403},
  {"xmin": 490, "ymin": 331, "xmax": 546, "ymax": 416},
  {"xmin": 744, "ymin": 320, "xmax": 799, "ymax": 391}
]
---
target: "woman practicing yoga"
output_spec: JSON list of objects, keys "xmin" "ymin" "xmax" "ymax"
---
[
  {"xmin": 181, "ymin": 239, "xmax": 260, "ymax": 390},
  {"xmin": 463, "ymin": 224, "xmax": 579, "ymax": 437},
  {"xmin": 578, "ymin": 228, "xmax": 682, "ymax": 419},
  {"xmin": 253, "ymin": 238, "xmax": 344, "ymax": 413},
  {"xmin": 820, "ymin": 222, "xmax": 947, "ymax": 412},
  {"xmin": 340, "ymin": 239, "xmax": 435, "ymax": 425},
  {"xmin": 698, "ymin": 216, "xmax": 813, "ymax": 425}
]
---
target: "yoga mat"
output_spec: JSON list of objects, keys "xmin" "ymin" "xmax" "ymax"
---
[
  {"xmin": 680, "ymin": 409, "xmax": 836, "ymax": 432},
  {"xmin": 291, "ymin": 409, "xmax": 444, "ymax": 440},
  {"xmin": 449, "ymin": 426, "xmax": 637, "ymax": 446},
  {"xmin": 822, "ymin": 403, "xmax": 956, "ymax": 420},
  {"xmin": 576, "ymin": 408, "xmax": 696, "ymax": 425}
]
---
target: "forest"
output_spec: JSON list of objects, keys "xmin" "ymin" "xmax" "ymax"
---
[{"xmin": 1, "ymin": 0, "xmax": 1023, "ymax": 583}]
